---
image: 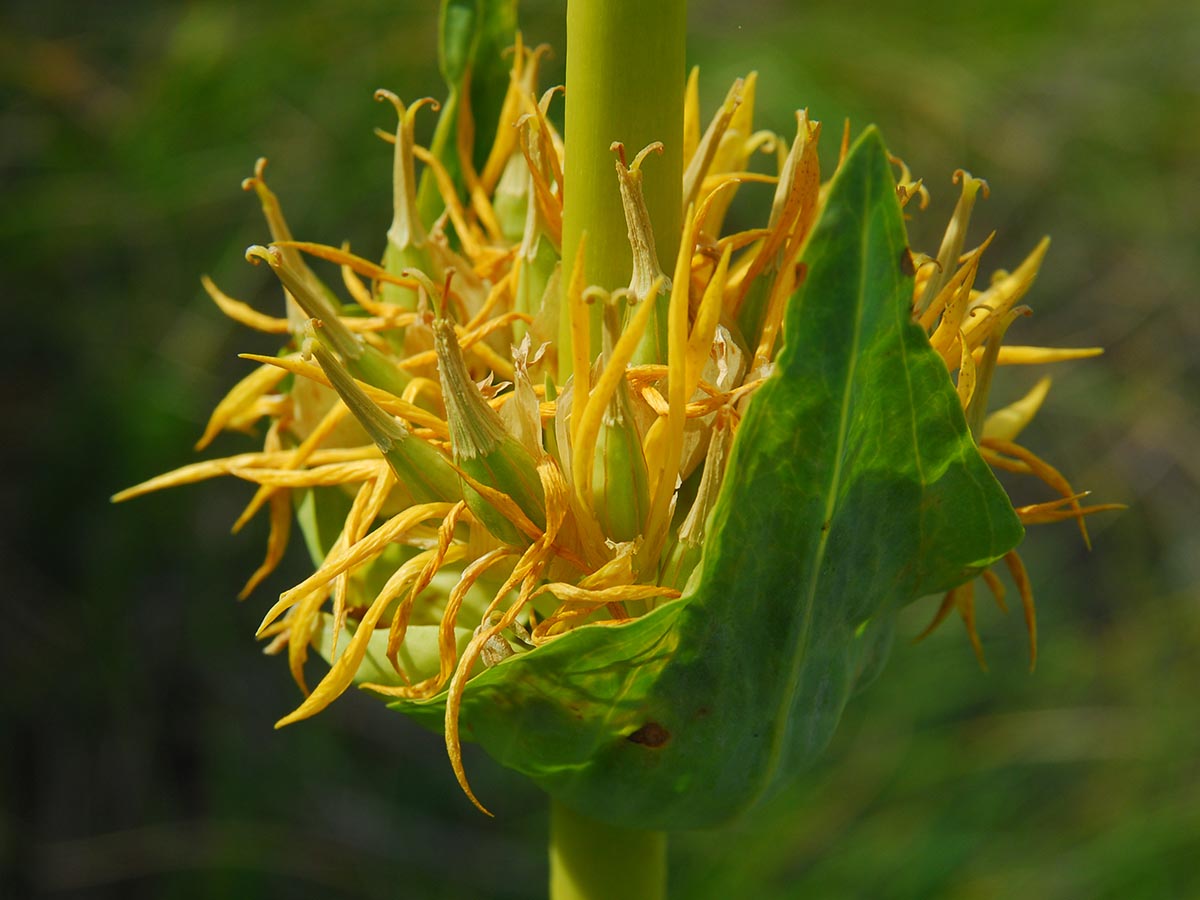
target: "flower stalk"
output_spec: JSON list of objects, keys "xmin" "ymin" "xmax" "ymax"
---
[
  {"xmin": 550, "ymin": 799, "xmax": 666, "ymax": 900},
  {"xmin": 555, "ymin": 4, "xmax": 684, "ymax": 882},
  {"xmin": 560, "ymin": 0, "xmax": 687, "ymax": 376}
]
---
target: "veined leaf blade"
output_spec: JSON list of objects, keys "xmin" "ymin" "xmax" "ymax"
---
[{"xmin": 396, "ymin": 127, "xmax": 1022, "ymax": 829}]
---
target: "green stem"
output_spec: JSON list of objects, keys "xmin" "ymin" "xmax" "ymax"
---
[
  {"xmin": 548, "ymin": 3, "xmax": 683, "ymax": 890},
  {"xmin": 550, "ymin": 799, "xmax": 667, "ymax": 900},
  {"xmin": 560, "ymin": 0, "xmax": 687, "ymax": 380}
]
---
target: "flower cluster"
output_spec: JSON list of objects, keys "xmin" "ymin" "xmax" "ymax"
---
[{"xmin": 116, "ymin": 38, "xmax": 1116, "ymax": 810}]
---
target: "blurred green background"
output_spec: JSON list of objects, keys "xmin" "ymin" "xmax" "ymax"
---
[{"xmin": 2, "ymin": 0, "xmax": 1197, "ymax": 897}]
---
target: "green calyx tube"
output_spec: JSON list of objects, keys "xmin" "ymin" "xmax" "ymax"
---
[
  {"xmin": 591, "ymin": 303, "xmax": 652, "ymax": 543},
  {"xmin": 307, "ymin": 339, "xmax": 461, "ymax": 504},
  {"xmin": 433, "ymin": 316, "xmax": 547, "ymax": 544},
  {"xmin": 247, "ymin": 244, "xmax": 411, "ymax": 398}
]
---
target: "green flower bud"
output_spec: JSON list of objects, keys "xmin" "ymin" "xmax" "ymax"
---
[
  {"xmin": 433, "ymin": 316, "xmax": 546, "ymax": 545},
  {"xmin": 246, "ymin": 244, "xmax": 410, "ymax": 398},
  {"xmin": 591, "ymin": 305, "xmax": 651, "ymax": 543},
  {"xmin": 307, "ymin": 338, "xmax": 461, "ymax": 505}
]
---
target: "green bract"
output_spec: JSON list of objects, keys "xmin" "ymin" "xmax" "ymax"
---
[{"xmin": 392, "ymin": 130, "xmax": 1022, "ymax": 829}]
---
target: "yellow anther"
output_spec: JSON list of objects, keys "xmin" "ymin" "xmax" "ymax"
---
[
  {"xmin": 956, "ymin": 329, "xmax": 977, "ymax": 409},
  {"xmin": 686, "ymin": 244, "xmax": 732, "ymax": 393}
]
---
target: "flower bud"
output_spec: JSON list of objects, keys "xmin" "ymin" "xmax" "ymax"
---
[
  {"xmin": 246, "ymin": 244, "xmax": 410, "ymax": 398},
  {"xmin": 591, "ymin": 305, "xmax": 651, "ymax": 543},
  {"xmin": 433, "ymin": 316, "xmax": 546, "ymax": 544},
  {"xmin": 307, "ymin": 338, "xmax": 461, "ymax": 505}
]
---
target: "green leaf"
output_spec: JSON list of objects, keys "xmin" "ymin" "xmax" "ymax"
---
[
  {"xmin": 394, "ymin": 127, "xmax": 1022, "ymax": 829},
  {"xmin": 417, "ymin": 0, "xmax": 517, "ymax": 226}
]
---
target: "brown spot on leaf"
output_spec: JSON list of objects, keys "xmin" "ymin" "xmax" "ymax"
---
[
  {"xmin": 627, "ymin": 722, "xmax": 671, "ymax": 748},
  {"xmin": 900, "ymin": 247, "xmax": 917, "ymax": 276}
]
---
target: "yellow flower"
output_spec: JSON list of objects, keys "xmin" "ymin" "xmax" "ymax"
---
[
  {"xmin": 905, "ymin": 170, "xmax": 1122, "ymax": 669},
  {"xmin": 115, "ymin": 37, "xmax": 1117, "ymax": 813}
]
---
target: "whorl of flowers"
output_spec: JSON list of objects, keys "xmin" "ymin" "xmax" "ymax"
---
[{"xmin": 116, "ymin": 38, "xmax": 1117, "ymax": 811}]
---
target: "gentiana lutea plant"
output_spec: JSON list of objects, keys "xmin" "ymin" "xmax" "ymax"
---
[{"xmin": 117, "ymin": 0, "xmax": 1118, "ymax": 895}]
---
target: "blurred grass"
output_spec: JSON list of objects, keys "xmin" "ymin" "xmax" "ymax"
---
[{"xmin": 1, "ymin": 0, "xmax": 1196, "ymax": 897}]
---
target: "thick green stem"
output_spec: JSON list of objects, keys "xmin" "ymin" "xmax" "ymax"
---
[
  {"xmin": 548, "ymin": 4, "xmax": 682, "ymax": 891},
  {"xmin": 550, "ymin": 799, "xmax": 667, "ymax": 900},
  {"xmin": 560, "ymin": 0, "xmax": 687, "ymax": 380}
]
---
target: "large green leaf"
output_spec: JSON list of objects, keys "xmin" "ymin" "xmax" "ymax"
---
[
  {"xmin": 416, "ymin": 0, "xmax": 517, "ymax": 225},
  {"xmin": 395, "ymin": 127, "xmax": 1023, "ymax": 830}
]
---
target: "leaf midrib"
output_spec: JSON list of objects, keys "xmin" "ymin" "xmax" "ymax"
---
[{"xmin": 761, "ymin": 163, "xmax": 886, "ymax": 800}]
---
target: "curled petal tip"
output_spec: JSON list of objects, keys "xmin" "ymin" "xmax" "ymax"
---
[
  {"xmin": 373, "ymin": 87, "xmax": 402, "ymax": 109},
  {"xmin": 241, "ymin": 157, "xmax": 270, "ymax": 192},
  {"xmin": 375, "ymin": 90, "xmax": 439, "ymax": 126},
  {"xmin": 539, "ymin": 84, "xmax": 565, "ymax": 109},
  {"xmin": 404, "ymin": 96, "xmax": 440, "ymax": 128},
  {"xmin": 630, "ymin": 141, "xmax": 664, "ymax": 172},
  {"xmin": 244, "ymin": 244, "xmax": 279, "ymax": 266},
  {"xmin": 581, "ymin": 286, "xmax": 609, "ymax": 306},
  {"xmin": 611, "ymin": 140, "xmax": 665, "ymax": 174},
  {"xmin": 953, "ymin": 168, "xmax": 991, "ymax": 199}
]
